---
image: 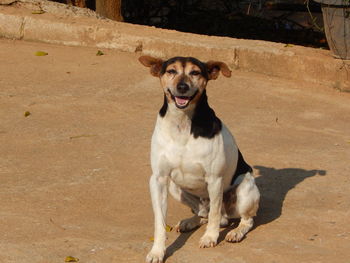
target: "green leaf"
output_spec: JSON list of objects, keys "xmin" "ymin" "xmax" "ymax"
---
[
  {"xmin": 24, "ymin": 111, "xmax": 31, "ymax": 117},
  {"xmin": 96, "ymin": 50, "xmax": 104, "ymax": 56},
  {"xmin": 35, "ymin": 51, "xmax": 48, "ymax": 56}
]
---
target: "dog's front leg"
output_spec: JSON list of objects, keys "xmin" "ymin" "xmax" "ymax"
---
[
  {"xmin": 146, "ymin": 173, "xmax": 168, "ymax": 263},
  {"xmin": 199, "ymin": 176, "xmax": 223, "ymax": 248}
]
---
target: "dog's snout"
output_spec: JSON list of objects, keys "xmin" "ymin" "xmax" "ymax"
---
[{"xmin": 177, "ymin": 82, "xmax": 190, "ymax": 94}]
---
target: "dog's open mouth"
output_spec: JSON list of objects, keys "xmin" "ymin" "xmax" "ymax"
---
[
  {"xmin": 168, "ymin": 89, "xmax": 198, "ymax": 109},
  {"xmin": 175, "ymin": 96, "xmax": 191, "ymax": 107}
]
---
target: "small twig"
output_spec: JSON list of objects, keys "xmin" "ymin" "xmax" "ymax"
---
[
  {"xmin": 50, "ymin": 218, "xmax": 66, "ymax": 230},
  {"xmin": 304, "ymin": 0, "xmax": 324, "ymax": 32},
  {"xmin": 69, "ymin": 134, "xmax": 97, "ymax": 140},
  {"xmin": 247, "ymin": 2, "xmax": 252, "ymax": 15}
]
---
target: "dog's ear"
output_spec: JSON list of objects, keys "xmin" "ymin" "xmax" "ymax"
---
[
  {"xmin": 206, "ymin": 61, "xmax": 232, "ymax": 80},
  {"xmin": 138, "ymin": 56, "xmax": 163, "ymax": 77}
]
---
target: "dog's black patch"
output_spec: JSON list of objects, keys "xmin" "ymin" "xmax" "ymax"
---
[
  {"xmin": 159, "ymin": 94, "xmax": 168, "ymax": 117},
  {"xmin": 160, "ymin": 57, "xmax": 209, "ymax": 80},
  {"xmin": 190, "ymin": 90, "xmax": 222, "ymax": 139},
  {"xmin": 230, "ymin": 149, "xmax": 253, "ymax": 185}
]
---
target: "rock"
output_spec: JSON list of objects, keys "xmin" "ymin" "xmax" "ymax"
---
[{"xmin": 0, "ymin": 0, "xmax": 17, "ymax": 5}]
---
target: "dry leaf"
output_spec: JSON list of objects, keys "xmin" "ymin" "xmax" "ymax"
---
[
  {"xmin": 35, "ymin": 51, "xmax": 48, "ymax": 56},
  {"xmin": 32, "ymin": 10, "xmax": 45, "ymax": 14},
  {"xmin": 165, "ymin": 224, "xmax": 173, "ymax": 232},
  {"xmin": 96, "ymin": 50, "xmax": 104, "ymax": 56},
  {"xmin": 24, "ymin": 111, "xmax": 31, "ymax": 117},
  {"xmin": 284, "ymin": 44, "xmax": 294, "ymax": 48},
  {"xmin": 65, "ymin": 256, "xmax": 79, "ymax": 262},
  {"xmin": 150, "ymin": 225, "xmax": 172, "ymax": 241}
]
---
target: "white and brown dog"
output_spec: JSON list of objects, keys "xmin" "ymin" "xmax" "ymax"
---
[{"xmin": 139, "ymin": 56, "xmax": 260, "ymax": 263}]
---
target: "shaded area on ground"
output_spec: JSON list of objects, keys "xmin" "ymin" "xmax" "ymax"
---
[
  {"xmin": 165, "ymin": 231, "xmax": 196, "ymax": 262},
  {"xmin": 165, "ymin": 166, "xmax": 328, "ymax": 261},
  {"xmin": 254, "ymin": 166, "xmax": 326, "ymax": 226}
]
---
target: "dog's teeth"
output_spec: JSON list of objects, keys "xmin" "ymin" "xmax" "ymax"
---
[{"xmin": 175, "ymin": 97, "xmax": 189, "ymax": 106}]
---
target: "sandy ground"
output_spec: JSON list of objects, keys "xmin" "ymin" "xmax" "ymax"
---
[{"xmin": 0, "ymin": 38, "xmax": 349, "ymax": 263}]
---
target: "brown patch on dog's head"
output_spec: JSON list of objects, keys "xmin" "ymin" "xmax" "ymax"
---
[
  {"xmin": 139, "ymin": 56, "xmax": 231, "ymax": 110},
  {"xmin": 160, "ymin": 57, "xmax": 208, "ymax": 109}
]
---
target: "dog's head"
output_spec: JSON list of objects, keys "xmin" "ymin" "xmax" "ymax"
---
[{"xmin": 139, "ymin": 56, "xmax": 231, "ymax": 110}]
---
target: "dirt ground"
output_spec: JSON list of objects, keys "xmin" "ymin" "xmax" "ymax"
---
[{"xmin": 0, "ymin": 38, "xmax": 349, "ymax": 263}]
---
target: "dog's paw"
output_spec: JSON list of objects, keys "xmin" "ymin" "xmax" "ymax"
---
[
  {"xmin": 225, "ymin": 219, "xmax": 253, "ymax": 243},
  {"xmin": 175, "ymin": 216, "xmax": 201, "ymax": 233},
  {"xmin": 225, "ymin": 228, "xmax": 245, "ymax": 242},
  {"xmin": 146, "ymin": 249, "xmax": 164, "ymax": 263},
  {"xmin": 199, "ymin": 233, "xmax": 218, "ymax": 248}
]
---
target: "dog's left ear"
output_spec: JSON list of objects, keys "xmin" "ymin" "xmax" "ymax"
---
[
  {"xmin": 139, "ymin": 56, "xmax": 164, "ymax": 77},
  {"xmin": 206, "ymin": 61, "xmax": 232, "ymax": 80}
]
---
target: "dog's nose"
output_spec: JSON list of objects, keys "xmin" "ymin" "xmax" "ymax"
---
[{"xmin": 176, "ymin": 82, "xmax": 190, "ymax": 94}]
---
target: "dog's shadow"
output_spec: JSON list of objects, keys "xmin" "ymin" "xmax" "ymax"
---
[
  {"xmin": 165, "ymin": 165, "xmax": 326, "ymax": 260},
  {"xmin": 253, "ymin": 165, "xmax": 326, "ymax": 226},
  {"xmin": 165, "ymin": 229, "xmax": 196, "ymax": 261}
]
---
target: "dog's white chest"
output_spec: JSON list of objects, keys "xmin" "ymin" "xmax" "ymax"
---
[
  {"xmin": 166, "ymin": 134, "xmax": 209, "ymax": 172},
  {"xmin": 169, "ymin": 160, "xmax": 206, "ymax": 193},
  {"xmin": 152, "ymin": 116, "xmax": 223, "ymax": 195}
]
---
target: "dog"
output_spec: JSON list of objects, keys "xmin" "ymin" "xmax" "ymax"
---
[{"xmin": 139, "ymin": 55, "xmax": 260, "ymax": 263}]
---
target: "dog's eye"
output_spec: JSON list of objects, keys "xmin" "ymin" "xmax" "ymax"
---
[
  {"xmin": 190, "ymin": 70, "xmax": 201, "ymax": 76},
  {"xmin": 166, "ymin": 69, "xmax": 177, "ymax": 74}
]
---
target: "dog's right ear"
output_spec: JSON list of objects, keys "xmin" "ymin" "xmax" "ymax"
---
[{"xmin": 138, "ymin": 56, "xmax": 164, "ymax": 77}]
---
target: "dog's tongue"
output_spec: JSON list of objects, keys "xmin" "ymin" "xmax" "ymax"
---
[{"xmin": 175, "ymin": 97, "xmax": 189, "ymax": 106}]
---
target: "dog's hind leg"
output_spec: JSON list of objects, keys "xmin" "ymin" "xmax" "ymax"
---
[
  {"xmin": 168, "ymin": 181, "xmax": 207, "ymax": 232},
  {"xmin": 174, "ymin": 215, "xmax": 207, "ymax": 233},
  {"xmin": 225, "ymin": 172, "xmax": 260, "ymax": 242}
]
